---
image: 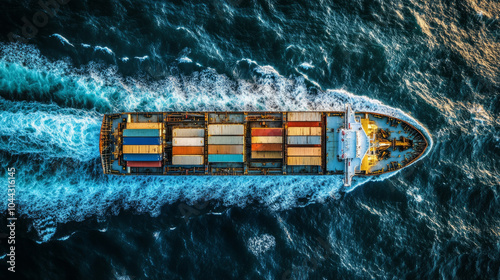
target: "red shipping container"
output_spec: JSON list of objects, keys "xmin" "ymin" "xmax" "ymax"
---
[
  {"xmin": 172, "ymin": 146, "xmax": 204, "ymax": 155},
  {"xmin": 251, "ymin": 144, "xmax": 282, "ymax": 151},
  {"xmin": 251, "ymin": 128, "xmax": 283, "ymax": 136},
  {"xmin": 287, "ymin": 122, "xmax": 321, "ymax": 127},
  {"xmin": 127, "ymin": 161, "xmax": 162, "ymax": 167}
]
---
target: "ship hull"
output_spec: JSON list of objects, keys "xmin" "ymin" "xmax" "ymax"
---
[{"xmin": 100, "ymin": 110, "xmax": 428, "ymax": 186}]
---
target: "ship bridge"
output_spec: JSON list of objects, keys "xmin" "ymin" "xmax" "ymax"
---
[{"xmin": 337, "ymin": 106, "xmax": 370, "ymax": 186}]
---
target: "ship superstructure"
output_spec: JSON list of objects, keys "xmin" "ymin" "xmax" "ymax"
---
[{"xmin": 100, "ymin": 106, "xmax": 428, "ymax": 187}]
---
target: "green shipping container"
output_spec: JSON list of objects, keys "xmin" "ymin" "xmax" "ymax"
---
[
  {"xmin": 123, "ymin": 129, "xmax": 160, "ymax": 137},
  {"xmin": 208, "ymin": 154, "xmax": 244, "ymax": 162}
]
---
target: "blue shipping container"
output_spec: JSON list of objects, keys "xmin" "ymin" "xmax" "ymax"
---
[
  {"xmin": 208, "ymin": 154, "xmax": 244, "ymax": 162},
  {"xmin": 123, "ymin": 154, "xmax": 162, "ymax": 161},
  {"xmin": 123, "ymin": 129, "xmax": 160, "ymax": 137},
  {"xmin": 287, "ymin": 136, "xmax": 321, "ymax": 145},
  {"xmin": 123, "ymin": 137, "xmax": 162, "ymax": 145}
]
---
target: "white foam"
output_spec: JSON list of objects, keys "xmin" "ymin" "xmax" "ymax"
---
[
  {"xmin": 248, "ymin": 234, "xmax": 276, "ymax": 255},
  {"xmin": 50, "ymin": 34, "xmax": 75, "ymax": 47},
  {"xmin": 94, "ymin": 46, "xmax": 114, "ymax": 55}
]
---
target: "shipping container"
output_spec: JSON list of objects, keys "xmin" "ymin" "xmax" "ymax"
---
[
  {"xmin": 287, "ymin": 147, "xmax": 322, "ymax": 156},
  {"xmin": 123, "ymin": 137, "xmax": 161, "ymax": 145},
  {"xmin": 122, "ymin": 145, "xmax": 161, "ymax": 154},
  {"xmin": 172, "ymin": 137, "xmax": 204, "ymax": 146},
  {"xmin": 208, "ymin": 145, "xmax": 244, "ymax": 154},
  {"xmin": 287, "ymin": 127, "xmax": 322, "ymax": 136},
  {"xmin": 172, "ymin": 155, "xmax": 204, "ymax": 165},
  {"xmin": 123, "ymin": 154, "xmax": 162, "ymax": 161},
  {"xmin": 172, "ymin": 128, "xmax": 204, "ymax": 137},
  {"xmin": 251, "ymin": 136, "xmax": 283, "ymax": 144},
  {"xmin": 251, "ymin": 128, "xmax": 282, "ymax": 136},
  {"xmin": 287, "ymin": 122, "xmax": 321, "ymax": 127},
  {"xmin": 123, "ymin": 129, "xmax": 160, "ymax": 137},
  {"xmin": 251, "ymin": 143, "xmax": 282, "ymax": 151},
  {"xmin": 251, "ymin": 151, "xmax": 283, "ymax": 159},
  {"xmin": 287, "ymin": 156, "xmax": 322, "ymax": 166},
  {"xmin": 208, "ymin": 136, "xmax": 245, "ymax": 145},
  {"xmin": 208, "ymin": 124, "xmax": 244, "ymax": 135},
  {"xmin": 287, "ymin": 136, "xmax": 321, "ymax": 145},
  {"xmin": 126, "ymin": 123, "xmax": 163, "ymax": 129},
  {"xmin": 126, "ymin": 161, "xmax": 162, "ymax": 167},
  {"xmin": 208, "ymin": 154, "xmax": 244, "ymax": 162},
  {"xmin": 288, "ymin": 112, "xmax": 321, "ymax": 122},
  {"xmin": 172, "ymin": 146, "xmax": 204, "ymax": 155}
]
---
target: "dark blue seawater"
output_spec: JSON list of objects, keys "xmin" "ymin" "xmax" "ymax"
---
[{"xmin": 0, "ymin": 0, "xmax": 499, "ymax": 279}]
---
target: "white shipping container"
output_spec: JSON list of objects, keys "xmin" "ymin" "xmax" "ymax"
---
[
  {"xmin": 172, "ymin": 128, "xmax": 204, "ymax": 137},
  {"xmin": 287, "ymin": 127, "xmax": 322, "ymax": 136},
  {"xmin": 287, "ymin": 136, "xmax": 321, "ymax": 145},
  {"xmin": 251, "ymin": 136, "xmax": 283, "ymax": 144},
  {"xmin": 172, "ymin": 137, "xmax": 205, "ymax": 146},
  {"xmin": 208, "ymin": 124, "xmax": 244, "ymax": 135},
  {"xmin": 172, "ymin": 155, "xmax": 204, "ymax": 165},
  {"xmin": 287, "ymin": 156, "xmax": 322, "ymax": 166},
  {"xmin": 208, "ymin": 136, "xmax": 245, "ymax": 145},
  {"xmin": 288, "ymin": 112, "xmax": 321, "ymax": 122}
]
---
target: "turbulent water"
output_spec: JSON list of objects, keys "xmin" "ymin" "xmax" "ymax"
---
[{"xmin": 0, "ymin": 0, "xmax": 498, "ymax": 279}]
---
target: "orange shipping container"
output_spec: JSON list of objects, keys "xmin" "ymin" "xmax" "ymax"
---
[
  {"xmin": 172, "ymin": 146, "xmax": 204, "ymax": 155},
  {"xmin": 208, "ymin": 145, "xmax": 244, "ymax": 154},
  {"xmin": 251, "ymin": 151, "xmax": 283, "ymax": 159},
  {"xmin": 287, "ymin": 147, "xmax": 322, "ymax": 156},
  {"xmin": 251, "ymin": 144, "xmax": 282, "ymax": 151}
]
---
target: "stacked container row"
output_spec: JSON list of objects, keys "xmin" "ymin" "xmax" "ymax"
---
[
  {"xmin": 123, "ymin": 122, "xmax": 164, "ymax": 167},
  {"xmin": 286, "ymin": 113, "xmax": 322, "ymax": 166},
  {"xmin": 251, "ymin": 128, "xmax": 283, "ymax": 159},
  {"xmin": 171, "ymin": 128, "xmax": 205, "ymax": 165},
  {"xmin": 208, "ymin": 124, "xmax": 245, "ymax": 162}
]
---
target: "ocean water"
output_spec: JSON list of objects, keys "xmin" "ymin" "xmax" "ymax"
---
[{"xmin": 0, "ymin": 0, "xmax": 498, "ymax": 279}]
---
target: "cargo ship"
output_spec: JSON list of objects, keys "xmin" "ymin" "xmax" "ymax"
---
[{"xmin": 99, "ymin": 106, "xmax": 428, "ymax": 187}]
